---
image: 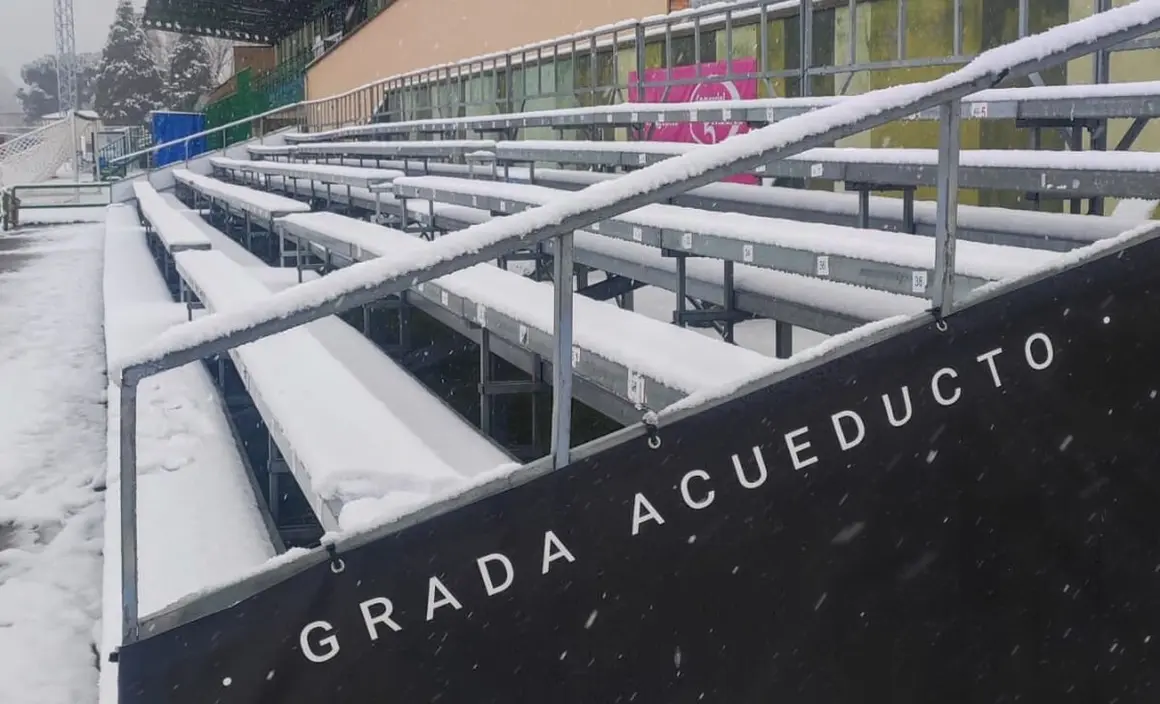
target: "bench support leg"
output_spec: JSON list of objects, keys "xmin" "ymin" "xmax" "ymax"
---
[
  {"xmin": 550, "ymin": 233, "xmax": 575, "ymax": 469},
  {"xmin": 932, "ymin": 99, "xmax": 962, "ymax": 319},
  {"xmin": 479, "ymin": 329, "xmax": 494, "ymax": 436},
  {"xmin": 674, "ymin": 255, "xmax": 688, "ymax": 328},
  {"xmin": 775, "ymin": 321, "xmax": 794, "ymax": 359},
  {"xmin": 722, "ymin": 260, "xmax": 737, "ymax": 345}
]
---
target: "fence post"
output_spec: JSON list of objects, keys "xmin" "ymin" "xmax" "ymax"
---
[{"xmin": 931, "ymin": 99, "xmax": 962, "ymax": 319}]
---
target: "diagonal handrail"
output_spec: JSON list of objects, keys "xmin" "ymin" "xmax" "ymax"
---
[{"xmin": 110, "ymin": 1, "xmax": 1160, "ymax": 644}]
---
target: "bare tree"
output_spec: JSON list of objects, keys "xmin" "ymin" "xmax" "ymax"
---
[
  {"xmin": 145, "ymin": 29, "xmax": 175, "ymax": 66},
  {"xmin": 204, "ymin": 38, "xmax": 236, "ymax": 85}
]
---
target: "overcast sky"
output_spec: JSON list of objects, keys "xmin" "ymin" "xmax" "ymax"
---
[{"xmin": 0, "ymin": 0, "xmax": 135, "ymax": 83}]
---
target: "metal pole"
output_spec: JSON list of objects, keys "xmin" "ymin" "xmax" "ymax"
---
[
  {"xmin": 119, "ymin": 381, "xmax": 139, "ymax": 643},
  {"xmin": 932, "ymin": 99, "xmax": 961, "ymax": 318},
  {"xmin": 550, "ymin": 233, "xmax": 575, "ymax": 469}
]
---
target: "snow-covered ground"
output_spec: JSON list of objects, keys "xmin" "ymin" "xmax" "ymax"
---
[{"xmin": 0, "ymin": 225, "xmax": 107, "ymax": 704}]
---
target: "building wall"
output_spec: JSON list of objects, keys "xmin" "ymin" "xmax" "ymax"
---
[{"xmin": 305, "ymin": 0, "xmax": 667, "ymax": 102}]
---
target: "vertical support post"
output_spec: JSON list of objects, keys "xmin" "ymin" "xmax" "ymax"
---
[
  {"xmin": 932, "ymin": 100, "xmax": 961, "ymax": 319},
  {"xmin": 775, "ymin": 321, "xmax": 794, "ymax": 359},
  {"xmin": 902, "ymin": 188, "xmax": 916, "ymax": 233},
  {"xmin": 799, "ymin": 0, "xmax": 814, "ymax": 97},
  {"xmin": 675, "ymin": 255, "xmax": 688, "ymax": 328},
  {"xmin": 550, "ymin": 233, "xmax": 575, "ymax": 469},
  {"xmin": 119, "ymin": 378, "xmax": 140, "ymax": 644},
  {"xmin": 266, "ymin": 436, "xmax": 281, "ymax": 527},
  {"xmin": 479, "ymin": 329, "xmax": 493, "ymax": 436},
  {"xmin": 722, "ymin": 260, "xmax": 736, "ymax": 344},
  {"xmin": 857, "ymin": 189, "xmax": 871, "ymax": 229}
]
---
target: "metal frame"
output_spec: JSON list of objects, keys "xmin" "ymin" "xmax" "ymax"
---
[
  {"xmin": 113, "ymin": 8, "xmax": 1160, "ymax": 646},
  {"xmin": 242, "ymin": 166, "xmax": 890, "ymax": 336},
  {"xmin": 390, "ymin": 177, "xmax": 1031, "ymax": 300},
  {"xmin": 277, "ymin": 216, "xmax": 720, "ymax": 413},
  {"xmin": 251, "ymin": 155, "xmax": 1122, "ymax": 251}
]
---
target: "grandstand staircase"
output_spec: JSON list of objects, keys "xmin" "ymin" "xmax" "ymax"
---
[{"xmin": 106, "ymin": 5, "xmax": 1160, "ymax": 703}]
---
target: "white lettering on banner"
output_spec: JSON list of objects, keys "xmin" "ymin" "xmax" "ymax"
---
[
  {"xmin": 632, "ymin": 493, "xmax": 666, "ymax": 536},
  {"xmin": 784, "ymin": 427, "xmax": 817, "ymax": 469},
  {"xmin": 976, "ymin": 348, "xmax": 1004, "ymax": 387},
  {"xmin": 300, "ymin": 621, "xmax": 340, "ymax": 663},
  {"xmin": 293, "ymin": 332, "xmax": 1061, "ymax": 664},
  {"xmin": 1025, "ymin": 333, "xmax": 1054, "ymax": 370},
  {"xmin": 881, "ymin": 387, "xmax": 913, "ymax": 427},
  {"xmin": 831, "ymin": 411, "xmax": 865, "ymax": 451},
  {"xmin": 732, "ymin": 446, "xmax": 768, "ymax": 489},
  {"xmin": 359, "ymin": 597, "xmax": 402, "ymax": 640},
  {"xmin": 426, "ymin": 577, "xmax": 463, "ymax": 621},
  {"xmin": 680, "ymin": 470, "xmax": 715, "ymax": 509},
  {"xmin": 542, "ymin": 531, "xmax": 576, "ymax": 574},
  {"xmin": 931, "ymin": 368, "xmax": 961, "ymax": 406},
  {"xmin": 477, "ymin": 554, "xmax": 515, "ymax": 596}
]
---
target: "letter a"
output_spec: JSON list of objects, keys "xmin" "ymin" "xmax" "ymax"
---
[
  {"xmin": 426, "ymin": 576, "xmax": 464, "ymax": 622},
  {"xmin": 542, "ymin": 531, "xmax": 576, "ymax": 575},
  {"xmin": 631, "ymin": 493, "xmax": 666, "ymax": 536}
]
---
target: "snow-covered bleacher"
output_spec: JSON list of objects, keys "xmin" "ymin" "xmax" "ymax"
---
[
  {"xmin": 103, "ymin": 5, "xmax": 1160, "ymax": 701},
  {"xmin": 278, "ymin": 211, "xmax": 777, "ymax": 412},
  {"xmin": 389, "ymin": 174, "xmax": 1055, "ymax": 300}
]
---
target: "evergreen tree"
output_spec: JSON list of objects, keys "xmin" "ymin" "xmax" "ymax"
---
[
  {"xmin": 94, "ymin": 0, "xmax": 165, "ymax": 125},
  {"xmin": 165, "ymin": 35, "xmax": 214, "ymax": 111}
]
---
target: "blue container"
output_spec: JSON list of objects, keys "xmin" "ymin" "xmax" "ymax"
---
[{"xmin": 150, "ymin": 111, "xmax": 208, "ymax": 167}]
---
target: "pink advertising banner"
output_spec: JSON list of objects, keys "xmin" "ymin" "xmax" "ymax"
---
[{"xmin": 628, "ymin": 57, "xmax": 759, "ymax": 185}]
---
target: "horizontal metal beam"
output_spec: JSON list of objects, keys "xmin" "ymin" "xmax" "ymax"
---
[
  {"xmin": 391, "ymin": 180, "xmax": 989, "ymax": 299},
  {"xmin": 268, "ymin": 175, "xmax": 878, "ymax": 333}
]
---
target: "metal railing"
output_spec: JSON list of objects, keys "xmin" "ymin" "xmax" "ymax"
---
[
  {"xmin": 0, "ymin": 181, "xmax": 113, "ymax": 230},
  {"xmin": 109, "ymin": 2, "xmax": 1160, "ymax": 645}
]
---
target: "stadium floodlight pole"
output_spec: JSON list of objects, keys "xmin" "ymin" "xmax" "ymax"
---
[{"xmin": 54, "ymin": 0, "xmax": 79, "ymax": 180}]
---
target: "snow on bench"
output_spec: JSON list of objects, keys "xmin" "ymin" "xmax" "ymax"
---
[
  {"xmin": 171, "ymin": 248, "xmax": 466, "ymax": 531},
  {"xmin": 246, "ymin": 144, "xmax": 297, "ymax": 159},
  {"xmin": 277, "ymin": 211, "xmax": 775, "ymax": 408},
  {"xmin": 171, "ymin": 207, "xmax": 514, "ymax": 482},
  {"xmin": 98, "ymin": 204, "xmax": 277, "ymax": 701},
  {"xmin": 260, "ymin": 176, "xmax": 928, "ymax": 331},
  {"xmin": 496, "ymin": 140, "xmax": 1160, "ymax": 199},
  {"xmin": 365, "ymin": 189, "xmax": 928, "ymax": 329},
  {"xmin": 154, "ymin": 191, "xmax": 318, "ymax": 293},
  {"xmin": 173, "ymin": 169, "xmax": 311, "ymax": 222},
  {"xmin": 210, "ymin": 156, "xmax": 404, "ymax": 189},
  {"xmin": 132, "ymin": 180, "xmax": 211, "ymax": 253},
  {"xmin": 391, "ymin": 175, "xmax": 1058, "ymax": 299},
  {"xmin": 303, "ymin": 157, "xmax": 1127, "ymax": 249},
  {"xmin": 292, "ymin": 139, "xmax": 496, "ymax": 161}
]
